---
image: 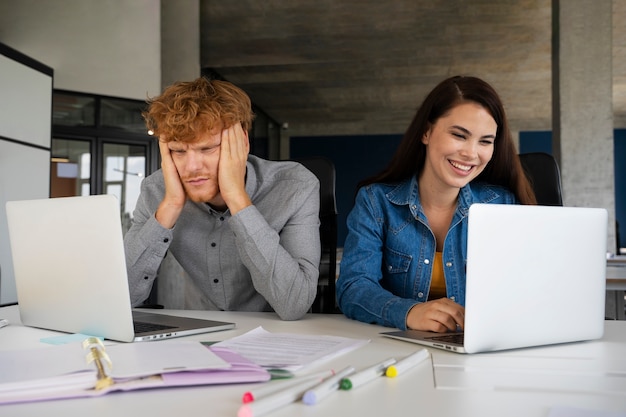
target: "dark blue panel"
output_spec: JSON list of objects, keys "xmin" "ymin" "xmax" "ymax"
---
[
  {"xmin": 519, "ymin": 131, "xmax": 552, "ymax": 154},
  {"xmin": 291, "ymin": 134, "xmax": 402, "ymax": 247},
  {"xmin": 615, "ymin": 129, "xmax": 626, "ymax": 253}
]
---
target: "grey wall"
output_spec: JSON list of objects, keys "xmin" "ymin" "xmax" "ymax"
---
[
  {"xmin": 0, "ymin": 0, "xmax": 162, "ymax": 99},
  {"xmin": 0, "ymin": 46, "xmax": 52, "ymax": 304}
]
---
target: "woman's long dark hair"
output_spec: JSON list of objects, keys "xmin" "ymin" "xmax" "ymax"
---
[{"xmin": 360, "ymin": 75, "xmax": 536, "ymax": 205}]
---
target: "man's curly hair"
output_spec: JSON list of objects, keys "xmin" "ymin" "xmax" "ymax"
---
[{"xmin": 143, "ymin": 77, "xmax": 255, "ymax": 142}]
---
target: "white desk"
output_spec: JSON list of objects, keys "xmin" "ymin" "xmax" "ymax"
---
[{"xmin": 0, "ymin": 304, "xmax": 625, "ymax": 417}]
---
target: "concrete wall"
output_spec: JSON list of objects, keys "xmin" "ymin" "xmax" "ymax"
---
[
  {"xmin": 160, "ymin": 0, "xmax": 200, "ymax": 90},
  {"xmin": 553, "ymin": 0, "xmax": 616, "ymax": 251}
]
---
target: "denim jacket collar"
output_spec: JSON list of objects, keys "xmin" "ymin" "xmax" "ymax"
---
[{"xmin": 385, "ymin": 175, "xmax": 502, "ymax": 222}]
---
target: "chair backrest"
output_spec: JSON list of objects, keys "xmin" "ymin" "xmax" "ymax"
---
[
  {"xmin": 519, "ymin": 152, "xmax": 563, "ymax": 206},
  {"xmin": 293, "ymin": 157, "xmax": 338, "ymax": 216},
  {"xmin": 293, "ymin": 156, "xmax": 338, "ymax": 313}
]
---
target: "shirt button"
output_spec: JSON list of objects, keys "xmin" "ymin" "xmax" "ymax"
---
[
  {"xmin": 213, "ymin": 279, "xmax": 219, "ymax": 283},
  {"xmin": 388, "ymin": 265, "xmax": 393, "ymax": 271},
  {"xmin": 163, "ymin": 238, "xmax": 169, "ymax": 243},
  {"xmin": 143, "ymin": 276, "xmax": 149, "ymax": 280},
  {"xmin": 450, "ymin": 296, "xmax": 456, "ymax": 302},
  {"xmin": 446, "ymin": 262, "xmax": 452, "ymax": 267},
  {"xmin": 418, "ymin": 292, "xmax": 424, "ymax": 298},
  {"xmin": 211, "ymin": 242, "xmax": 216, "ymax": 247},
  {"xmin": 424, "ymin": 259, "xmax": 430, "ymax": 265},
  {"xmin": 220, "ymin": 216, "xmax": 225, "ymax": 221}
]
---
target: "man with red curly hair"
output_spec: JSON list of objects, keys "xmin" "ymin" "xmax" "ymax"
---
[{"xmin": 124, "ymin": 77, "xmax": 320, "ymax": 320}]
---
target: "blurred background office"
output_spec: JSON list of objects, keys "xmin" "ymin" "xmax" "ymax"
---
[{"xmin": 0, "ymin": 1, "xmax": 623, "ymax": 314}]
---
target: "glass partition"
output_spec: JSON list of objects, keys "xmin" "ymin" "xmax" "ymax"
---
[
  {"xmin": 103, "ymin": 142, "xmax": 146, "ymax": 232},
  {"xmin": 50, "ymin": 138, "xmax": 91, "ymax": 197}
]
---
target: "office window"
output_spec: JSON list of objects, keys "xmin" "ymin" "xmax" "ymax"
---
[
  {"xmin": 103, "ymin": 142, "xmax": 146, "ymax": 232},
  {"xmin": 100, "ymin": 97, "xmax": 147, "ymax": 134},
  {"xmin": 50, "ymin": 138, "xmax": 91, "ymax": 197},
  {"xmin": 52, "ymin": 91, "xmax": 158, "ymax": 225},
  {"xmin": 52, "ymin": 94, "xmax": 95, "ymax": 127}
]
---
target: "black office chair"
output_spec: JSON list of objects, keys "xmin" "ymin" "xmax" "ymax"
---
[
  {"xmin": 519, "ymin": 152, "xmax": 563, "ymax": 206},
  {"xmin": 293, "ymin": 156, "xmax": 339, "ymax": 313}
]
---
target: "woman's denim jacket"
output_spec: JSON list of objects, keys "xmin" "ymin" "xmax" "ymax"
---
[{"xmin": 336, "ymin": 176, "xmax": 517, "ymax": 330}]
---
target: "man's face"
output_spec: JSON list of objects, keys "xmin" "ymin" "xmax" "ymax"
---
[{"xmin": 167, "ymin": 130, "xmax": 223, "ymax": 205}]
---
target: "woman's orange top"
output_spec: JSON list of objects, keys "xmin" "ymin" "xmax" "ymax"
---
[{"xmin": 428, "ymin": 251, "xmax": 447, "ymax": 300}]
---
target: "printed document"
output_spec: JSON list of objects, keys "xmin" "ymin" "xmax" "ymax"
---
[{"xmin": 215, "ymin": 326, "xmax": 369, "ymax": 372}]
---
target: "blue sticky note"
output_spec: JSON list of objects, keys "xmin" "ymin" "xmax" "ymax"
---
[{"xmin": 40, "ymin": 333, "xmax": 103, "ymax": 345}]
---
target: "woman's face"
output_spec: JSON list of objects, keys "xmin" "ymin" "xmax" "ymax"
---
[{"xmin": 421, "ymin": 102, "xmax": 497, "ymax": 192}]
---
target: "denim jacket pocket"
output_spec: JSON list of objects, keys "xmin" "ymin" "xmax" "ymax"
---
[{"xmin": 383, "ymin": 247, "xmax": 412, "ymax": 274}]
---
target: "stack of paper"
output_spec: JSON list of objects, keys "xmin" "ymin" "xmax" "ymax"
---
[
  {"xmin": 0, "ymin": 339, "xmax": 269, "ymax": 405},
  {"xmin": 215, "ymin": 326, "xmax": 370, "ymax": 372}
]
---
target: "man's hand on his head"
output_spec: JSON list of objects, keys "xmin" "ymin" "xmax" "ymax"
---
[
  {"xmin": 218, "ymin": 123, "xmax": 252, "ymax": 214},
  {"xmin": 155, "ymin": 139, "xmax": 186, "ymax": 229}
]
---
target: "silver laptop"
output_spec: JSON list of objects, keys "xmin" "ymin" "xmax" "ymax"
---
[
  {"xmin": 6, "ymin": 194, "xmax": 235, "ymax": 342},
  {"xmin": 381, "ymin": 203, "xmax": 608, "ymax": 354}
]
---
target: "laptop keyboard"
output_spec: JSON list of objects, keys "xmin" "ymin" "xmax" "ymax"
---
[
  {"xmin": 427, "ymin": 332, "xmax": 464, "ymax": 345},
  {"xmin": 133, "ymin": 320, "xmax": 176, "ymax": 334}
]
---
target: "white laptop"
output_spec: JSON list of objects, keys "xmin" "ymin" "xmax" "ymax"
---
[
  {"xmin": 381, "ymin": 203, "xmax": 608, "ymax": 354},
  {"xmin": 6, "ymin": 194, "xmax": 235, "ymax": 342}
]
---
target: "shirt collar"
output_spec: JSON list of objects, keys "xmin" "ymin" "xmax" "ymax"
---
[
  {"xmin": 244, "ymin": 156, "xmax": 258, "ymax": 198},
  {"xmin": 384, "ymin": 175, "xmax": 477, "ymax": 219}
]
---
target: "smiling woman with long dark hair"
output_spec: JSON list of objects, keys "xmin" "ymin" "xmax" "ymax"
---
[{"xmin": 336, "ymin": 75, "xmax": 536, "ymax": 332}]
